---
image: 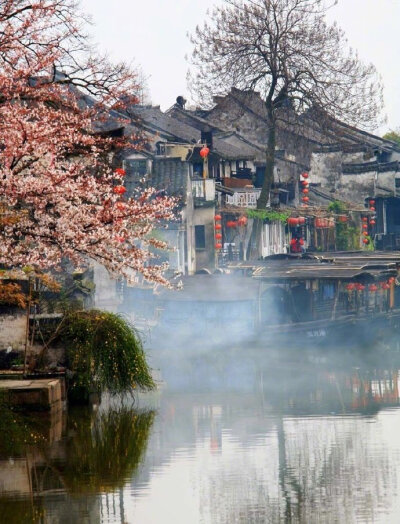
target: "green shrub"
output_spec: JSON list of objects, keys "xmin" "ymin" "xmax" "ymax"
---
[{"xmin": 60, "ymin": 310, "xmax": 155, "ymax": 400}]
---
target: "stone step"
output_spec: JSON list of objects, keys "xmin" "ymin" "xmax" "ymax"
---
[{"xmin": 0, "ymin": 378, "xmax": 65, "ymax": 410}]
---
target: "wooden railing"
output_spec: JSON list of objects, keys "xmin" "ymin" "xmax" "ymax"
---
[{"xmin": 225, "ymin": 189, "xmax": 261, "ymax": 208}]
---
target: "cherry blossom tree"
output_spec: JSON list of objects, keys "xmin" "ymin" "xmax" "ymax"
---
[{"xmin": 0, "ymin": 0, "xmax": 175, "ymax": 286}]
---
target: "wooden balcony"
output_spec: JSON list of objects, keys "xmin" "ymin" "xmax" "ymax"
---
[{"xmin": 225, "ymin": 188, "xmax": 261, "ymax": 208}]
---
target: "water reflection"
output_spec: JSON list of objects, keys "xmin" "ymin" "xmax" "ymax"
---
[
  {"xmin": 3, "ymin": 349, "xmax": 400, "ymax": 522},
  {"xmin": 0, "ymin": 404, "xmax": 154, "ymax": 523}
]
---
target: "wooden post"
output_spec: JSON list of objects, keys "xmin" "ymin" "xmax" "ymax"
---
[
  {"xmin": 390, "ymin": 281, "xmax": 395, "ymax": 309},
  {"xmin": 23, "ymin": 276, "xmax": 33, "ymax": 377}
]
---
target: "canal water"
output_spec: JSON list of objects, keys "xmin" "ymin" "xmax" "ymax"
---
[{"xmin": 3, "ymin": 345, "xmax": 400, "ymax": 523}]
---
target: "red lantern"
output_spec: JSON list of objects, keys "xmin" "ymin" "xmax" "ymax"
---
[
  {"xmin": 369, "ymin": 200, "xmax": 375, "ymax": 206},
  {"xmin": 298, "ymin": 217, "xmax": 306, "ymax": 225},
  {"xmin": 302, "ymin": 188, "xmax": 309, "ymax": 194},
  {"xmin": 362, "ymin": 224, "xmax": 368, "ymax": 230},
  {"xmin": 113, "ymin": 185, "xmax": 126, "ymax": 195},
  {"xmin": 362, "ymin": 217, "xmax": 368, "ymax": 222},
  {"xmin": 114, "ymin": 168, "xmax": 126, "ymax": 176},
  {"xmin": 215, "ymin": 223, "xmax": 222, "ymax": 230},
  {"xmin": 362, "ymin": 231, "xmax": 368, "ymax": 236},
  {"xmin": 363, "ymin": 238, "xmax": 369, "ymax": 244},
  {"xmin": 287, "ymin": 217, "xmax": 299, "ymax": 227},
  {"xmin": 338, "ymin": 216, "xmax": 348, "ymax": 223},
  {"xmin": 370, "ymin": 219, "xmax": 376, "ymax": 226},
  {"xmin": 200, "ymin": 147, "xmax": 210, "ymax": 158},
  {"xmin": 389, "ymin": 277, "xmax": 396, "ymax": 284},
  {"xmin": 214, "ymin": 214, "xmax": 222, "ymax": 221},
  {"xmin": 238, "ymin": 216, "xmax": 248, "ymax": 226},
  {"xmin": 369, "ymin": 284, "xmax": 378, "ymax": 293},
  {"xmin": 370, "ymin": 207, "xmax": 375, "ymax": 212},
  {"xmin": 346, "ymin": 283, "xmax": 355, "ymax": 291},
  {"xmin": 301, "ymin": 180, "xmax": 309, "ymax": 187},
  {"xmin": 215, "ymin": 233, "xmax": 222, "ymax": 240},
  {"xmin": 355, "ymin": 283, "xmax": 365, "ymax": 291},
  {"xmin": 301, "ymin": 172, "xmax": 309, "ymax": 179},
  {"xmin": 215, "ymin": 243, "xmax": 222, "ymax": 249},
  {"xmin": 302, "ymin": 196, "xmax": 309, "ymax": 203}
]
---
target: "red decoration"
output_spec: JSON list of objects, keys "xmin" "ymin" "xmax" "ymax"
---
[
  {"xmin": 214, "ymin": 214, "xmax": 222, "ymax": 221},
  {"xmin": 114, "ymin": 168, "xmax": 126, "ymax": 176},
  {"xmin": 355, "ymin": 283, "xmax": 365, "ymax": 291},
  {"xmin": 363, "ymin": 238, "xmax": 369, "ymax": 244},
  {"xmin": 301, "ymin": 172, "xmax": 309, "ymax": 179},
  {"xmin": 287, "ymin": 217, "xmax": 299, "ymax": 227},
  {"xmin": 302, "ymin": 196, "xmax": 309, "ymax": 202},
  {"xmin": 215, "ymin": 243, "xmax": 222, "ymax": 249},
  {"xmin": 302, "ymin": 188, "xmax": 309, "ymax": 194},
  {"xmin": 215, "ymin": 223, "xmax": 222, "ymax": 230},
  {"xmin": 338, "ymin": 216, "xmax": 348, "ymax": 223},
  {"xmin": 346, "ymin": 283, "xmax": 355, "ymax": 291},
  {"xmin": 200, "ymin": 147, "xmax": 210, "ymax": 158},
  {"xmin": 362, "ymin": 231, "xmax": 368, "ymax": 236},
  {"xmin": 298, "ymin": 217, "xmax": 306, "ymax": 225},
  {"xmin": 369, "ymin": 200, "xmax": 375, "ymax": 206},
  {"xmin": 370, "ymin": 207, "xmax": 375, "ymax": 212},
  {"xmin": 381, "ymin": 282, "xmax": 390, "ymax": 290},
  {"xmin": 369, "ymin": 284, "xmax": 378, "ymax": 293},
  {"xmin": 226, "ymin": 220, "xmax": 237, "ymax": 228},
  {"xmin": 362, "ymin": 224, "xmax": 368, "ymax": 230},
  {"xmin": 238, "ymin": 216, "xmax": 248, "ymax": 226},
  {"xmin": 301, "ymin": 180, "xmax": 309, "ymax": 187},
  {"xmin": 362, "ymin": 217, "xmax": 368, "ymax": 222},
  {"xmin": 113, "ymin": 186, "xmax": 126, "ymax": 195},
  {"xmin": 370, "ymin": 219, "xmax": 376, "ymax": 226},
  {"xmin": 215, "ymin": 233, "xmax": 222, "ymax": 240}
]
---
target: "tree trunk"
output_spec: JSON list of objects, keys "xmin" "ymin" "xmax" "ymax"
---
[{"xmin": 248, "ymin": 113, "xmax": 276, "ymax": 259}]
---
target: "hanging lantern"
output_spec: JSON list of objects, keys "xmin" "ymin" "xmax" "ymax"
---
[
  {"xmin": 298, "ymin": 217, "xmax": 306, "ymax": 225},
  {"xmin": 200, "ymin": 146, "xmax": 210, "ymax": 158},
  {"xmin": 113, "ymin": 185, "xmax": 126, "ymax": 195},
  {"xmin": 370, "ymin": 219, "xmax": 376, "ymax": 226},
  {"xmin": 215, "ymin": 233, "xmax": 222, "ymax": 240},
  {"xmin": 338, "ymin": 215, "xmax": 348, "ymax": 223},
  {"xmin": 287, "ymin": 217, "xmax": 299, "ymax": 227},
  {"xmin": 214, "ymin": 214, "xmax": 222, "ymax": 221},
  {"xmin": 369, "ymin": 200, "xmax": 376, "ymax": 206},
  {"xmin": 114, "ymin": 168, "xmax": 126, "ymax": 176},
  {"xmin": 370, "ymin": 207, "xmax": 375, "ymax": 212},
  {"xmin": 301, "ymin": 180, "xmax": 309, "ymax": 187},
  {"xmin": 302, "ymin": 188, "xmax": 309, "ymax": 194},
  {"xmin": 355, "ymin": 283, "xmax": 365, "ymax": 291},
  {"xmin": 369, "ymin": 284, "xmax": 378, "ymax": 293},
  {"xmin": 362, "ymin": 224, "xmax": 368, "ymax": 230},
  {"xmin": 346, "ymin": 283, "xmax": 355, "ymax": 291},
  {"xmin": 302, "ymin": 196, "xmax": 310, "ymax": 203},
  {"xmin": 215, "ymin": 243, "xmax": 222, "ymax": 250},
  {"xmin": 362, "ymin": 231, "xmax": 368, "ymax": 236},
  {"xmin": 363, "ymin": 238, "xmax": 369, "ymax": 244},
  {"xmin": 389, "ymin": 277, "xmax": 396, "ymax": 284},
  {"xmin": 238, "ymin": 216, "xmax": 248, "ymax": 226},
  {"xmin": 215, "ymin": 223, "xmax": 222, "ymax": 230},
  {"xmin": 381, "ymin": 282, "xmax": 390, "ymax": 290},
  {"xmin": 362, "ymin": 217, "xmax": 368, "ymax": 222},
  {"xmin": 226, "ymin": 220, "xmax": 237, "ymax": 228},
  {"xmin": 301, "ymin": 172, "xmax": 309, "ymax": 179}
]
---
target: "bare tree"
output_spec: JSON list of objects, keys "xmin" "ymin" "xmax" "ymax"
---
[{"xmin": 190, "ymin": 0, "xmax": 384, "ymax": 217}]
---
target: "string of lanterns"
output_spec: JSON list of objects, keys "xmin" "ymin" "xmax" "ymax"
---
[
  {"xmin": 346, "ymin": 277, "xmax": 396, "ymax": 293},
  {"xmin": 300, "ymin": 172, "xmax": 310, "ymax": 204}
]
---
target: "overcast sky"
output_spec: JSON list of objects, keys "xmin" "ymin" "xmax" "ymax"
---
[{"xmin": 81, "ymin": 0, "xmax": 400, "ymax": 134}]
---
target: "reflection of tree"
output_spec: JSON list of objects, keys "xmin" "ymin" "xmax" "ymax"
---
[
  {"xmin": 0, "ymin": 497, "xmax": 44, "ymax": 523},
  {"xmin": 56, "ymin": 407, "xmax": 155, "ymax": 494}
]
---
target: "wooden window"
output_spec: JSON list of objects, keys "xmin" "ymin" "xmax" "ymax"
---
[{"xmin": 195, "ymin": 225, "xmax": 206, "ymax": 249}]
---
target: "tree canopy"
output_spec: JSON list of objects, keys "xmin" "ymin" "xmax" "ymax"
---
[
  {"xmin": 191, "ymin": 0, "xmax": 384, "ymax": 210},
  {"xmin": 0, "ymin": 0, "xmax": 175, "ymax": 285}
]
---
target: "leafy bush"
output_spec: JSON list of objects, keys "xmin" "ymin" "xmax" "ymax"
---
[{"xmin": 59, "ymin": 310, "xmax": 155, "ymax": 400}]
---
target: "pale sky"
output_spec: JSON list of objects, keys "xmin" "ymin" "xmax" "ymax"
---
[{"xmin": 81, "ymin": 0, "xmax": 400, "ymax": 134}]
